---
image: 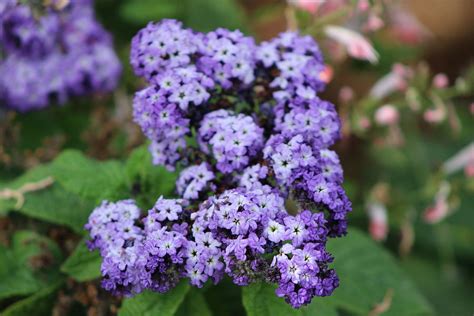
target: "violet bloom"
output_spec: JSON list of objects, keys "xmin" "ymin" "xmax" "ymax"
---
[
  {"xmin": 87, "ymin": 19, "xmax": 352, "ymax": 309},
  {"xmin": 0, "ymin": 0, "xmax": 121, "ymax": 112},
  {"xmin": 176, "ymin": 163, "xmax": 215, "ymax": 200},
  {"xmin": 198, "ymin": 110, "xmax": 264, "ymax": 173}
]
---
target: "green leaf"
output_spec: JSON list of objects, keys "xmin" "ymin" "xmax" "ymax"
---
[
  {"xmin": 118, "ymin": 281, "xmax": 190, "ymax": 316},
  {"xmin": 0, "ymin": 163, "xmax": 95, "ymax": 233},
  {"xmin": 0, "ymin": 165, "xmax": 53, "ymax": 214},
  {"xmin": 61, "ymin": 239, "xmax": 101, "ymax": 282},
  {"xmin": 183, "ymin": 0, "xmax": 245, "ymax": 32},
  {"xmin": 16, "ymin": 183, "xmax": 96, "ymax": 234},
  {"xmin": 125, "ymin": 145, "xmax": 178, "ymax": 207},
  {"xmin": 0, "ymin": 231, "xmax": 62, "ymax": 300},
  {"xmin": 326, "ymin": 228, "xmax": 433, "ymax": 316},
  {"xmin": 1, "ymin": 281, "xmax": 63, "ymax": 316},
  {"xmin": 242, "ymin": 282, "xmax": 338, "ymax": 316},
  {"xmin": 51, "ymin": 150, "xmax": 126, "ymax": 201},
  {"xmin": 401, "ymin": 256, "xmax": 474, "ymax": 316},
  {"xmin": 176, "ymin": 289, "xmax": 212, "ymax": 316},
  {"xmin": 119, "ymin": 0, "xmax": 180, "ymax": 24}
]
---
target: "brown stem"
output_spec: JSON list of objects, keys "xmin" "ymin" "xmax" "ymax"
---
[
  {"xmin": 0, "ymin": 176, "xmax": 54, "ymax": 209},
  {"xmin": 368, "ymin": 288, "xmax": 394, "ymax": 316}
]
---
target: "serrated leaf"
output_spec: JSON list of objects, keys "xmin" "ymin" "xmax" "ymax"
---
[
  {"xmin": 0, "ymin": 231, "xmax": 62, "ymax": 300},
  {"xmin": 51, "ymin": 150, "xmax": 126, "ymax": 201},
  {"xmin": 326, "ymin": 228, "xmax": 433, "ymax": 316},
  {"xmin": 176, "ymin": 289, "xmax": 212, "ymax": 316},
  {"xmin": 1, "ymin": 281, "xmax": 63, "ymax": 316},
  {"xmin": 242, "ymin": 282, "xmax": 338, "ymax": 316},
  {"xmin": 118, "ymin": 281, "xmax": 190, "ymax": 316},
  {"xmin": 61, "ymin": 239, "xmax": 101, "ymax": 282}
]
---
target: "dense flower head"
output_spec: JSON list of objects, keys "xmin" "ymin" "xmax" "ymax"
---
[
  {"xmin": 176, "ymin": 163, "xmax": 215, "ymax": 200},
  {"xmin": 273, "ymin": 97, "xmax": 341, "ymax": 148},
  {"xmin": 87, "ymin": 19, "xmax": 351, "ymax": 309},
  {"xmin": 198, "ymin": 110, "xmax": 264, "ymax": 173},
  {"xmin": 256, "ymin": 32, "xmax": 326, "ymax": 101},
  {"xmin": 0, "ymin": 0, "xmax": 121, "ymax": 111},
  {"xmin": 198, "ymin": 28, "xmax": 256, "ymax": 88},
  {"xmin": 130, "ymin": 19, "xmax": 200, "ymax": 81}
]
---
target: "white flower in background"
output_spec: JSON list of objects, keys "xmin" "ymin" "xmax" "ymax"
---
[
  {"xmin": 443, "ymin": 142, "xmax": 474, "ymax": 176},
  {"xmin": 367, "ymin": 202, "xmax": 388, "ymax": 241},
  {"xmin": 370, "ymin": 64, "xmax": 411, "ymax": 100}
]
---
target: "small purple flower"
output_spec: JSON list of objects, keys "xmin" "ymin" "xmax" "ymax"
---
[
  {"xmin": 198, "ymin": 110, "xmax": 264, "ymax": 173},
  {"xmin": 176, "ymin": 163, "xmax": 215, "ymax": 200}
]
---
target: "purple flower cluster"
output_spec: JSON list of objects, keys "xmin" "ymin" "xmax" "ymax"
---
[
  {"xmin": 198, "ymin": 109, "xmax": 264, "ymax": 173},
  {"xmin": 87, "ymin": 188, "xmax": 338, "ymax": 308},
  {"xmin": 0, "ymin": 0, "xmax": 121, "ymax": 112},
  {"xmin": 176, "ymin": 163, "xmax": 215, "ymax": 200},
  {"xmin": 87, "ymin": 19, "xmax": 351, "ymax": 309},
  {"xmin": 191, "ymin": 188, "xmax": 339, "ymax": 308},
  {"xmin": 256, "ymin": 32, "xmax": 326, "ymax": 101},
  {"xmin": 198, "ymin": 28, "xmax": 256, "ymax": 88}
]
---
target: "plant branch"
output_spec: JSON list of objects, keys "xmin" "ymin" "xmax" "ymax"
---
[{"xmin": 0, "ymin": 176, "xmax": 54, "ymax": 209}]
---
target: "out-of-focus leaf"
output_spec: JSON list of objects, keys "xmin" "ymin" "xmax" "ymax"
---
[
  {"xmin": 11, "ymin": 100, "xmax": 92, "ymax": 154},
  {"xmin": 119, "ymin": 0, "xmax": 180, "ymax": 24},
  {"xmin": 242, "ymin": 282, "xmax": 338, "ymax": 316},
  {"xmin": 401, "ymin": 256, "xmax": 474, "ymax": 316},
  {"xmin": 1, "ymin": 281, "xmax": 63, "ymax": 316},
  {"xmin": 326, "ymin": 228, "xmax": 433, "ymax": 316},
  {"xmin": 175, "ymin": 289, "xmax": 212, "ymax": 316},
  {"xmin": 0, "ymin": 231, "xmax": 62, "ymax": 300},
  {"xmin": 118, "ymin": 281, "xmax": 190, "ymax": 316},
  {"xmin": 61, "ymin": 239, "xmax": 101, "ymax": 282},
  {"xmin": 183, "ymin": 0, "xmax": 245, "ymax": 32},
  {"xmin": 51, "ymin": 150, "xmax": 125, "ymax": 201},
  {"xmin": 415, "ymin": 222, "xmax": 474, "ymax": 262}
]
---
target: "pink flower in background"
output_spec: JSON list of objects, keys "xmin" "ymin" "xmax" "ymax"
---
[
  {"xmin": 339, "ymin": 86, "xmax": 354, "ymax": 103},
  {"xmin": 423, "ymin": 107, "xmax": 446, "ymax": 124},
  {"xmin": 470, "ymin": 103, "xmax": 474, "ymax": 115},
  {"xmin": 424, "ymin": 199, "xmax": 449, "ymax": 224},
  {"xmin": 367, "ymin": 202, "xmax": 388, "ymax": 241},
  {"xmin": 389, "ymin": 6, "xmax": 431, "ymax": 44},
  {"xmin": 423, "ymin": 182, "xmax": 451, "ymax": 224},
  {"xmin": 324, "ymin": 25, "xmax": 379, "ymax": 63},
  {"xmin": 357, "ymin": 0, "xmax": 369, "ymax": 12},
  {"xmin": 465, "ymin": 161, "xmax": 474, "ymax": 178},
  {"xmin": 432, "ymin": 73, "xmax": 449, "ymax": 89},
  {"xmin": 364, "ymin": 14, "xmax": 384, "ymax": 32},
  {"xmin": 287, "ymin": 0, "xmax": 322, "ymax": 14},
  {"xmin": 319, "ymin": 64, "xmax": 333, "ymax": 83},
  {"xmin": 375, "ymin": 105, "xmax": 399, "ymax": 126},
  {"xmin": 358, "ymin": 116, "xmax": 371, "ymax": 130}
]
